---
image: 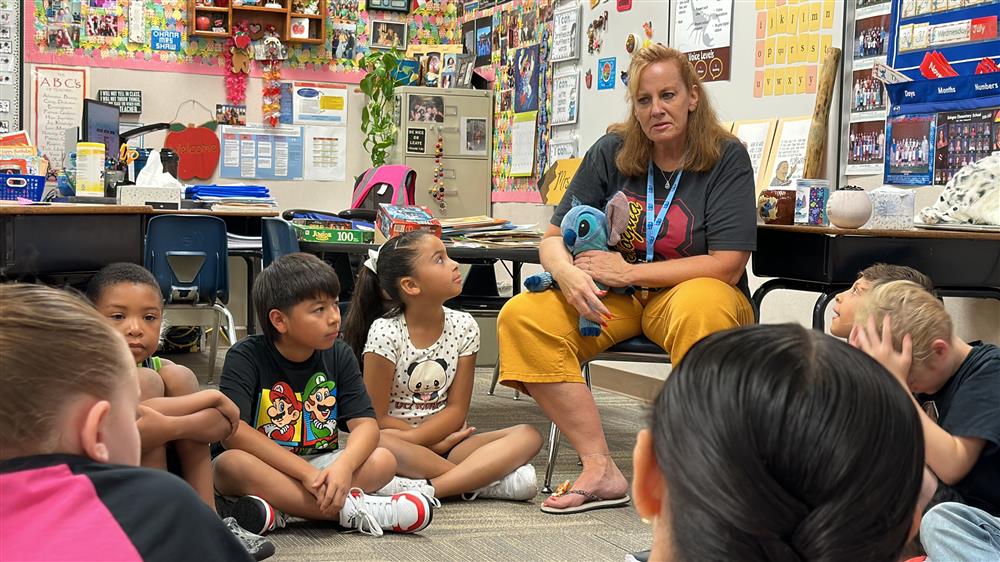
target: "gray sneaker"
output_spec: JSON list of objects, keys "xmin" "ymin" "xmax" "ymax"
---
[
  {"xmin": 223, "ymin": 516, "xmax": 276, "ymax": 561},
  {"xmin": 463, "ymin": 464, "xmax": 538, "ymax": 501}
]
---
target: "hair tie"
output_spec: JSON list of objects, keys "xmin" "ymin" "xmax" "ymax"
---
[{"xmin": 363, "ymin": 248, "xmax": 379, "ymax": 274}]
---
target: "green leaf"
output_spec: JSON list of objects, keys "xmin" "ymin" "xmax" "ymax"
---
[
  {"xmin": 201, "ymin": 120, "xmax": 219, "ymax": 131},
  {"xmin": 168, "ymin": 123, "xmax": 186, "ymax": 132}
]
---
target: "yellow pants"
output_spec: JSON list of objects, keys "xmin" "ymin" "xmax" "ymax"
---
[{"xmin": 497, "ymin": 277, "xmax": 755, "ymax": 392}]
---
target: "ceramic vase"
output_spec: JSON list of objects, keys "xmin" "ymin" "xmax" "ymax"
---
[
  {"xmin": 827, "ymin": 189, "xmax": 873, "ymax": 229},
  {"xmin": 757, "ymin": 189, "xmax": 797, "ymax": 225}
]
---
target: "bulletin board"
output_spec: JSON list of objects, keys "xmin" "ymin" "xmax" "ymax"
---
[
  {"xmin": 0, "ymin": 0, "xmax": 20, "ymax": 133},
  {"xmin": 886, "ymin": 0, "xmax": 1000, "ymax": 79},
  {"xmin": 25, "ymin": 0, "xmax": 462, "ymax": 83},
  {"xmin": 462, "ymin": 0, "xmax": 555, "ymax": 203},
  {"xmin": 693, "ymin": 0, "xmax": 846, "ymax": 186}
]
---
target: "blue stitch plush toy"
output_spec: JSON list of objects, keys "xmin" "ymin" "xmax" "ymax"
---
[{"xmin": 525, "ymin": 191, "xmax": 630, "ymax": 336}]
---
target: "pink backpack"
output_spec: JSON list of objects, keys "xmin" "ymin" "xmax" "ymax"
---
[{"xmin": 350, "ymin": 165, "xmax": 417, "ymax": 211}]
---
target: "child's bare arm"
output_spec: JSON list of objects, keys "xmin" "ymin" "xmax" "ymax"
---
[
  {"xmin": 312, "ymin": 417, "xmax": 381, "ymax": 515},
  {"xmin": 383, "ymin": 355, "xmax": 476, "ymax": 447},
  {"xmin": 143, "ymin": 389, "xmax": 240, "ymax": 429},
  {"xmin": 137, "ymin": 406, "xmax": 232, "ymax": 448},
  {"xmin": 917, "ymin": 407, "xmax": 987, "ymax": 484}
]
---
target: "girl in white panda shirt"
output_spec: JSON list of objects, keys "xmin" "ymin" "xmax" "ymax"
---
[{"xmin": 344, "ymin": 231, "xmax": 542, "ymax": 504}]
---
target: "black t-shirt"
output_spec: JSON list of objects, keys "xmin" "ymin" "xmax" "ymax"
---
[
  {"xmin": 552, "ymin": 133, "xmax": 757, "ymax": 300},
  {"xmin": 0, "ymin": 454, "xmax": 252, "ymax": 562},
  {"xmin": 918, "ymin": 342, "xmax": 1000, "ymax": 516},
  {"xmin": 221, "ymin": 335, "xmax": 375, "ymax": 455}
]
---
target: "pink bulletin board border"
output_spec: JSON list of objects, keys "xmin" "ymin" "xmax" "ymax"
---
[
  {"xmin": 491, "ymin": 190, "xmax": 543, "ymax": 203},
  {"xmin": 22, "ymin": 9, "xmax": 364, "ymax": 83}
]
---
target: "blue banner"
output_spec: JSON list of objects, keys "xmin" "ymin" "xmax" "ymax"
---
[
  {"xmin": 151, "ymin": 29, "xmax": 182, "ymax": 52},
  {"xmin": 886, "ymin": 73, "xmax": 1000, "ymax": 116},
  {"xmin": 886, "ymin": 0, "xmax": 1000, "ymax": 79}
]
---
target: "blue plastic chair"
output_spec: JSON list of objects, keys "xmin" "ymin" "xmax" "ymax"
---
[
  {"xmin": 144, "ymin": 214, "xmax": 236, "ymax": 382},
  {"xmin": 262, "ymin": 217, "xmax": 300, "ymax": 268}
]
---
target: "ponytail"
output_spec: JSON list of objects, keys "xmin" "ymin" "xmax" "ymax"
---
[
  {"xmin": 342, "ymin": 230, "xmax": 435, "ymax": 364},
  {"xmin": 343, "ymin": 266, "xmax": 390, "ymax": 364}
]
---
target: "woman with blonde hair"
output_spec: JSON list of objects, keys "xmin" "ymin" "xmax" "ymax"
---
[{"xmin": 497, "ymin": 44, "xmax": 756, "ymax": 514}]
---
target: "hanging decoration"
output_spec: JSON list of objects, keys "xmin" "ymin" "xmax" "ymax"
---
[
  {"xmin": 259, "ymin": 31, "xmax": 286, "ymax": 128},
  {"xmin": 224, "ymin": 22, "xmax": 252, "ymax": 105},
  {"xmin": 429, "ymin": 130, "xmax": 447, "ymax": 211},
  {"xmin": 164, "ymin": 100, "xmax": 221, "ymax": 181}
]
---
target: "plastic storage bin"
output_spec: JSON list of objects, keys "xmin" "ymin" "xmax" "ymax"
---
[{"xmin": 0, "ymin": 175, "xmax": 46, "ymax": 202}]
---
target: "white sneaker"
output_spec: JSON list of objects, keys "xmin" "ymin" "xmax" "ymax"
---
[
  {"xmin": 463, "ymin": 464, "xmax": 538, "ymax": 501},
  {"xmin": 375, "ymin": 476, "xmax": 441, "ymax": 506},
  {"xmin": 339, "ymin": 488, "xmax": 433, "ymax": 536}
]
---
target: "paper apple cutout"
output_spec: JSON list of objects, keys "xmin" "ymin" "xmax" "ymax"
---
[
  {"xmin": 292, "ymin": 21, "xmax": 305, "ymax": 35},
  {"xmin": 585, "ymin": 69, "xmax": 593, "ymax": 89},
  {"xmin": 196, "ymin": 15, "xmax": 212, "ymax": 31},
  {"xmin": 163, "ymin": 122, "xmax": 221, "ymax": 180}
]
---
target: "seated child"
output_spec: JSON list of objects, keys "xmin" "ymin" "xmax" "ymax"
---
[
  {"xmin": 852, "ymin": 280, "xmax": 1000, "ymax": 517},
  {"xmin": 829, "ymin": 263, "xmax": 935, "ymax": 338},
  {"xmin": 0, "ymin": 283, "xmax": 252, "ymax": 562},
  {"xmin": 921, "ymin": 502, "xmax": 1000, "ymax": 561},
  {"xmin": 631, "ymin": 323, "xmax": 933, "ymax": 561},
  {"xmin": 86, "ymin": 263, "xmax": 273, "ymax": 560},
  {"xmin": 215, "ymin": 253, "xmax": 433, "ymax": 537},
  {"xmin": 343, "ymin": 231, "xmax": 542, "ymax": 503}
]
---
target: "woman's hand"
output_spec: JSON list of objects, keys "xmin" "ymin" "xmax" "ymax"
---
[
  {"xmin": 574, "ymin": 250, "xmax": 635, "ymax": 289},
  {"xmin": 552, "ymin": 262, "xmax": 612, "ymax": 325}
]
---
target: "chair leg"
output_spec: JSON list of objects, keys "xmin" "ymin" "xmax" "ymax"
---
[
  {"xmin": 583, "ymin": 362, "xmax": 593, "ymax": 389},
  {"xmin": 542, "ymin": 422, "xmax": 562, "ymax": 494},
  {"xmin": 207, "ymin": 312, "xmax": 221, "ymax": 385},
  {"xmin": 488, "ymin": 360, "xmax": 500, "ymax": 395},
  {"xmin": 215, "ymin": 304, "xmax": 238, "ymax": 344}
]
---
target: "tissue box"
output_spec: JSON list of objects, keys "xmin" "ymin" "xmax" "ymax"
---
[
  {"xmin": 866, "ymin": 186, "xmax": 915, "ymax": 230},
  {"xmin": 793, "ymin": 179, "xmax": 830, "ymax": 226},
  {"xmin": 376, "ymin": 204, "xmax": 442, "ymax": 240},
  {"xmin": 117, "ymin": 185, "xmax": 181, "ymax": 209}
]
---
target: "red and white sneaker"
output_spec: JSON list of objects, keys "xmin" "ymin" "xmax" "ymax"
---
[
  {"xmin": 339, "ymin": 488, "xmax": 433, "ymax": 536},
  {"xmin": 217, "ymin": 494, "xmax": 288, "ymax": 536}
]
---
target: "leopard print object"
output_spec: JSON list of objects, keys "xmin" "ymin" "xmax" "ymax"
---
[{"xmin": 919, "ymin": 152, "xmax": 1000, "ymax": 226}]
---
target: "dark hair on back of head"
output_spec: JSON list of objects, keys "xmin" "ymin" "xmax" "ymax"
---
[
  {"xmin": 86, "ymin": 262, "xmax": 162, "ymax": 304},
  {"xmin": 860, "ymin": 263, "xmax": 935, "ymax": 295},
  {"xmin": 254, "ymin": 252, "xmax": 341, "ymax": 342},
  {"xmin": 343, "ymin": 231, "xmax": 435, "ymax": 363},
  {"xmin": 652, "ymin": 323, "xmax": 924, "ymax": 562}
]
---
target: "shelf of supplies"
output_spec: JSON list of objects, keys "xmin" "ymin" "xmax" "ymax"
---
[
  {"xmin": 289, "ymin": 13, "xmax": 323, "ymax": 18},
  {"xmin": 232, "ymin": 5, "xmax": 287, "ymax": 12},
  {"xmin": 192, "ymin": 6, "xmax": 231, "ymax": 11}
]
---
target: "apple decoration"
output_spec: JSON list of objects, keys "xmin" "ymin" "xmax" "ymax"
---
[
  {"xmin": 291, "ymin": 20, "xmax": 306, "ymax": 36},
  {"xmin": 163, "ymin": 121, "xmax": 221, "ymax": 180},
  {"xmin": 585, "ymin": 69, "xmax": 593, "ymax": 89},
  {"xmin": 195, "ymin": 15, "xmax": 212, "ymax": 31}
]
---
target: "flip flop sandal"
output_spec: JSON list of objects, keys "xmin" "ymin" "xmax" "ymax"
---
[{"xmin": 540, "ymin": 481, "xmax": 631, "ymax": 514}]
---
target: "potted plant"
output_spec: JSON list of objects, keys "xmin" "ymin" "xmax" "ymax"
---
[{"xmin": 358, "ymin": 49, "xmax": 403, "ymax": 168}]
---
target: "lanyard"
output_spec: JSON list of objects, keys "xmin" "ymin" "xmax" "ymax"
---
[{"xmin": 645, "ymin": 160, "xmax": 683, "ymax": 263}]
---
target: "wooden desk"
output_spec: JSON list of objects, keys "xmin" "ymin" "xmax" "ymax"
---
[
  {"xmin": 752, "ymin": 224, "xmax": 1000, "ymax": 330},
  {"xmin": 0, "ymin": 203, "xmax": 274, "ymax": 281}
]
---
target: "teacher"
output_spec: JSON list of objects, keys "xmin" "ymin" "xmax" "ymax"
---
[{"xmin": 496, "ymin": 44, "xmax": 757, "ymax": 513}]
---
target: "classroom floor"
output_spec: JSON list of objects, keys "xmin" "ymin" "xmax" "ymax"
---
[{"xmin": 176, "ymin": 347, "xmax": 653, "ymax": 562}]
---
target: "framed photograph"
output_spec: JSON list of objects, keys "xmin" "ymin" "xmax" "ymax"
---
[
  {"xmin": 216, "ymin": 104, "xmax": 247, "ymax": 126},
  {"xmin": 456, "ymin": 54, "xmax": 475, "ymax": 87},
  {"xmin": 371, "ymin": 20, "xmax": 407, "ymax": 51},
  {"xmin": 885, "ymin": 114, "xmax": 935, "ymax": 185},
  {"xmin": 461, "ymin": 117, "xmax": 488, "ymax": 156},
  {"xmin": 408, "ymin": 94, "xmax": 445, "ymax": 123},
  {"xmin": 551, "ymin": 5, "xmax": 581, "ymax": 62}
]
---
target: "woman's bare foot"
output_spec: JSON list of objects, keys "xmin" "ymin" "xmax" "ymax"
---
[{"xmin": 541, "ymin": 455, "xmax": 629, "ymax": 510}]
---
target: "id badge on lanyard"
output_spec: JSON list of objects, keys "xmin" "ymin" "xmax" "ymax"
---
[{"xmin": 645, "ymin": 160, "xmax": 683, "ymax": 264}]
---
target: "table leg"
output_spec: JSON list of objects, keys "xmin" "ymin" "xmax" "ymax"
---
[
  {"xmin": 751, "ymin": 278, "xmax": 794, "ymax": 320},
  {"xmin": 812, "ymin": 291, "xmax": 840, "ymax": 332},
  {"xmin": 512, "ymin": 262, "xmax": 523, "ymax": 296}
]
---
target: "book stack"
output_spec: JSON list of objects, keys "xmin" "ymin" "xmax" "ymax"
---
[{"xmin": 438, "ymin": 215, "xmax": 543, "ymax": 248}]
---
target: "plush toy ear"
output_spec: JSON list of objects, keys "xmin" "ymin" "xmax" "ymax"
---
[{"xmin": 605, "ymin": 191, "xmax": 630, "ymax": 247}]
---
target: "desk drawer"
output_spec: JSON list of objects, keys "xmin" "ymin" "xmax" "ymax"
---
[{"xmin": 1, "ymin": 214, "xmax": 143, "ymax": 277}]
